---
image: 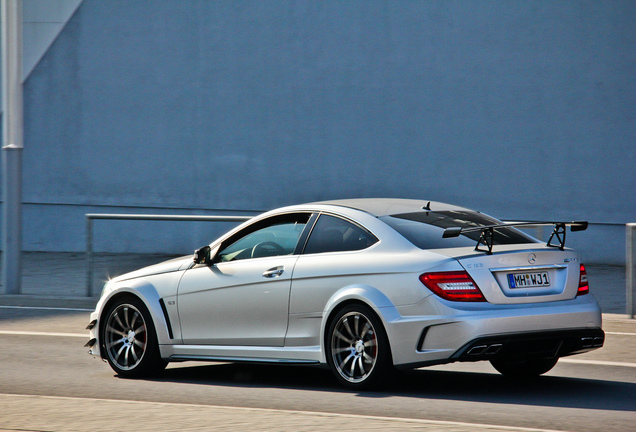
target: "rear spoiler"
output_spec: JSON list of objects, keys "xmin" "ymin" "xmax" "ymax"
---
[{"xmin": 442, "ymin": 221, "xmax": 588, "ymax": 255}]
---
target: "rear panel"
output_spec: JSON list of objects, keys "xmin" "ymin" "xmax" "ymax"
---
[{"xmin": 456, "ymin": 246, "xmax": 582, "ymax": 304}]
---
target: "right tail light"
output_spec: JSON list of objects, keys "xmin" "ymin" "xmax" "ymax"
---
[{"xmin": 577, "ymin": 264, "xmax": 589, "ymax": 296}]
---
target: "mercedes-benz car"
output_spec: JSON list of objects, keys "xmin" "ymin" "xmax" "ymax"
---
[{"xmin": 86, "ymin": 198, "xmax": 604, "ymax": 388}]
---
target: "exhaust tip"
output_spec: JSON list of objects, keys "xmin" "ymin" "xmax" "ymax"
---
[{"xmin": 467, "ymin": 345, "xmax": 488, "ymax": 356}]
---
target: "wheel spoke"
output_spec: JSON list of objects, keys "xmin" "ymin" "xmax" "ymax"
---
[
  {"xmin": 114, "ymin": 313, "xmax": 125, "ymax": 332},
  {"xmin": 106, "ymin": 339, "xmax": 123, "ymax": 350},
  {"xmin": 363, "ymin": 352, "xmax": 375, "ymax": 364},
  {"xmin": 357, "ymin": 356, "xmax": 366, "ymax": 375},
  {"xmin": 353, "ymin": 315, "xmax": 360, "ymax": 338},
  {"xmin": 360, "ymin": 322, "xmax": 371, "ymax": 339},
  {"xmin": 342, "ymin": 318, "xmax": 355, "ymax": 339},
  {"xmin": 130, "ymin": 345, "xmax": 139, "ymax": 362},
  {"xmin": 334, "ymin": 329, "xmax": 353, "ymax": 345},
  {"xmin": 124, "ymin": 345, "xmax": 131, "ymax": 366},
  {"xmin": 123, "ymin": 307, "xmax": 131, "ymax": 328},
  {"xmin": 130, "ymin": 311, "xmax": 140, "ymax": 329},
  {"xmin": 339, "ymin": 352, "xmax": 355, "ymax": 372},
  {"xmin": 363, "ymin": 338, "xmax": 376, "ymax": 348},
  {"xmin": 349, "ymin": 355, "xmax": 357, "ymax": 377},
  {"xmin": 106, "ymin": 325, "xmax": 127, "ymax": 338},
  {"xmin": 133, "ymin": 324, "xmax": 146, "ymax": 336},
  {"xmin": 115, "ymin": 344, "xmax": 126, "ymax": 363}
]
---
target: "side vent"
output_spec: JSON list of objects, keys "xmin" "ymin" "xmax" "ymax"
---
[{"xmin": 159, "ymin": 298, "xmax": 174, "ymax": 339}]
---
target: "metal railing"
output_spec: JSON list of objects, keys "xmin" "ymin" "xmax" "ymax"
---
[
  {"xmin": 85, "ymin": 214, "xmax": 252, "ymax": 297},
  {"xmin": 627, "ymin": 223, "xmax": 636, "ymax": 318},
  {"xmin": 84, "ymin": 215, "xmax": 636, "ymax": 318}
]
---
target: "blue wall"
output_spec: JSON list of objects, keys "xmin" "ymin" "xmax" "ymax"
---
[{"xmin": 5, "ymin": 0, "xmax": 636, "ymax": 261}]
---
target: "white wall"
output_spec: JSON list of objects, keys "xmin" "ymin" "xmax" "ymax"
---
[{"xmin": 2, "ymin": 0, "xmax": 634, "ymax": 263}]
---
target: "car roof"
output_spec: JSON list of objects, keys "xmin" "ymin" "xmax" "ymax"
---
[{"xmin": 310, "ymin": 198, "xmax": 473, "ymax": 217}]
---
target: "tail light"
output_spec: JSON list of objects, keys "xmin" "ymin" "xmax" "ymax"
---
[
  {"xmin": 419, "ymin": 271, "xmax": 486, "ymax": 302},
  {"xmin": 577, "ymin": 264, "xmax": 589, "ymax": 296}
]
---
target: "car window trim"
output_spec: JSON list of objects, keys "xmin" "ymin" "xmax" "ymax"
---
[
  {"xmin": 299, "ymin": 212, "xmax": 379, "ymax": 256},
  {"xmin": 212, "ymin": 212, "xmax": 313, "ymax": 264}
]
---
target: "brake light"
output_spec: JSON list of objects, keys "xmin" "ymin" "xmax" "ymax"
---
[
  {"xmin": 419, "ymin": 271, "xmax": 486, "ymax": 302},
  {"xmin": 577, "ymin": 264, "xmax": 589, "ymax": 296}
]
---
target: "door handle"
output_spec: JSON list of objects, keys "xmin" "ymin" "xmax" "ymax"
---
[{"xmin": 263, "ymin": 266, "xmax": 284, "ymax": 278}]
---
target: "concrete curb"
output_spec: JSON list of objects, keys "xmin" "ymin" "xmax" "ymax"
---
[{"xmin": 0, "ymin": 295, "xmax": 98, "ymax": 309}]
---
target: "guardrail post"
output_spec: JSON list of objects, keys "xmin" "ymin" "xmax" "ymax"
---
[
  {"xmin": 86, "ymin": 216, "xmax": 93, "ymax": 297},
  {"xmin": 627, "ymin": 223, "xmax": 635, "ymax": 319}
]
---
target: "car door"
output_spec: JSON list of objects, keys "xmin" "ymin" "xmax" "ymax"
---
[{"xmin": 177, "ymin": 213, "xmax": 311, "ymax": 346}]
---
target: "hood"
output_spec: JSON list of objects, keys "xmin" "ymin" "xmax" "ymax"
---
[{"xmin": 111, "ymin": 256, "xmax": 193, "ymax": 282}]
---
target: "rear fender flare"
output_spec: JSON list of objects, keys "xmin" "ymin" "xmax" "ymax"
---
[{"xmin": 320, "ymin": 285, "xmax": 401, "ymax": 364}]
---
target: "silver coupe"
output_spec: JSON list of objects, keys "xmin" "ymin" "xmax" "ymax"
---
[{"xmin": 86, "ymin": 199, "xmax": 604, "ymax": 388}]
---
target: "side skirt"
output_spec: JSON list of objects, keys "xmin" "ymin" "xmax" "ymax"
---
[{"xmin": 160, "ymin": 344, "xmax": 323, "ymax": 365}]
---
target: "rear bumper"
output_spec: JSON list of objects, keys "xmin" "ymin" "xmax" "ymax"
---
[
  {"xmin": 386, "ymin": 294, "xmax": 603, "ymax": 368},
  {"xmin": 451, "ymin": 327, "xmax": 604, "ymax": 362}
]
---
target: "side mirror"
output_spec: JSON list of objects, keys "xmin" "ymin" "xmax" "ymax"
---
[{"xmin": 193, "ymin": 245, "xmax": 211, "ymax": 265}]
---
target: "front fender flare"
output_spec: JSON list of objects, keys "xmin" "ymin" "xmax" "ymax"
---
[{"xmin": 97, "ymin": 281, "xmax": 173, "ymax": 348}]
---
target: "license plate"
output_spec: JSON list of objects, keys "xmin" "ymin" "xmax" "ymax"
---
[{"xmin": 507, "ymin": 272, "xmax": 550, "ymax": 288}]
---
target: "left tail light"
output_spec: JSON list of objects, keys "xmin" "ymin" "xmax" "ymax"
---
[
  {"xmin": 577, "ymin": 264, "xmax": 589, "ymax": 296},
  {"xmin": 419, "ymin": 271, "xmax": 486, "ymax": 302}
]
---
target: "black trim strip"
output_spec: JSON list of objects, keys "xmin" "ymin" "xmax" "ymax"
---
[{"xmin": 158, "ymin": 298, "xmax": 174, "ymax": 339}]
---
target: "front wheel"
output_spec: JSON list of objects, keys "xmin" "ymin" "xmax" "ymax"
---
[
  {"xmin": 490, "ymin": 357, "xmax": 558, "ymax": 378},
  {"xmin": 101, "ymin": 296, "xmax": 167, "ymax": 378},
  {"xmin": 326, "ymin": 304, "xmax": 392, "ymax": 389}
]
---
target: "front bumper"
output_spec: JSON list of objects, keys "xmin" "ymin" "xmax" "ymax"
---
[{"xmin": 86, "ymin": 310, "xmax": 101, "ymax": 358}]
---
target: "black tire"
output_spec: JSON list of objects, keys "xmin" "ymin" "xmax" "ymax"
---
[
  {"xmin": 490, "ymin": 357, "xmax": 559, "ymax": 378},
  {"xmin": 101, "ymin": 296, "xmax": 167, "ymax": 378},
  {"xmin": 326, "ymin": 304, "xmax": 392, "ymax": 389}
]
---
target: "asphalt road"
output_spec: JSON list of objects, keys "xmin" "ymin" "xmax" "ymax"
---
[{"xmin": 0, "ymin": 307, "xmax": 635, "ymax": 432}]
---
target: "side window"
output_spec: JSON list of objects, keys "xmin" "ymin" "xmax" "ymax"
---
[
  {"xmin": 303, "ymin": 214, "xmax": 378, "ymax": 255},
  {"xmin": 217, "ymin": 213, "xmax": 310, "ymax": 262}
]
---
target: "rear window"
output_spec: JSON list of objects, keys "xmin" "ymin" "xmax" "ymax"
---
[
  {"xmin": 304, "ymin": 214, "xmax": 378, "ymax": 254},
  {"xmin": 379, "ymin": 210, "xmax": 538, "ymax": 250}
]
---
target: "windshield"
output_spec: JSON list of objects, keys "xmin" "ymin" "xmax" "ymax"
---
[{"xmin": 379, "ymin": 210, "xmax": 538, "ymax": 250}]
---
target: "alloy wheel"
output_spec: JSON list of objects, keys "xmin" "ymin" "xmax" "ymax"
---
[
  {"xmin": 330, "ymin": 311, "xmax": 378, "ymax": 384},
  {"xmin": 104, "ymin": 303, "xmax": 148, "ymax": 371}
]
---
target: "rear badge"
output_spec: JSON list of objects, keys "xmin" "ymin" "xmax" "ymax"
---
[{"xmin": 528, "ymin": 253, "xmax": 536, "ymax": 264}]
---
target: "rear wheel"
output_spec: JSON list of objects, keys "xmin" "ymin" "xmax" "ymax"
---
[
  {"xmin": 101, "ymin": 296, "xmax": 167, "ymax": 378},
  {"xmin": 326, "ymin": 304, "xmax": 391, "ymax": 389},
  {"xmin": 490, "ymin": 357, "xmax": 558, "ymax": 378}
]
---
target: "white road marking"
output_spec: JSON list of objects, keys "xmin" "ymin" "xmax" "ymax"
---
[
  {"xmin": 0, "ymin": 330, "xmax": 87, "ymax": 338},
  {"xmin": 0, "ymin": 393, "xmax": 570, "ymax": 432},
  {"xmin": 605, "ymin": 331, "xmax": 636, "ymax": 336},
  {"xmin": 558, "ymin": 358, "xmax": 636, "ymax": 368},
  {"xmin": 0, "ymin": 305, "xmax": 93, "ymax": 312}
]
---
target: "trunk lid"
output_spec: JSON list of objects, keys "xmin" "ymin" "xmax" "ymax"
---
[{"xmin": 435, "ymin": 245, "xmax": 582, "ymax": 304}]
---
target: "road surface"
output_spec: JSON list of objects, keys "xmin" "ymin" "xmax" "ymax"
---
[{"xmin": 0, "ymin": 306, "xmax": 634, "ymax": 431}]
